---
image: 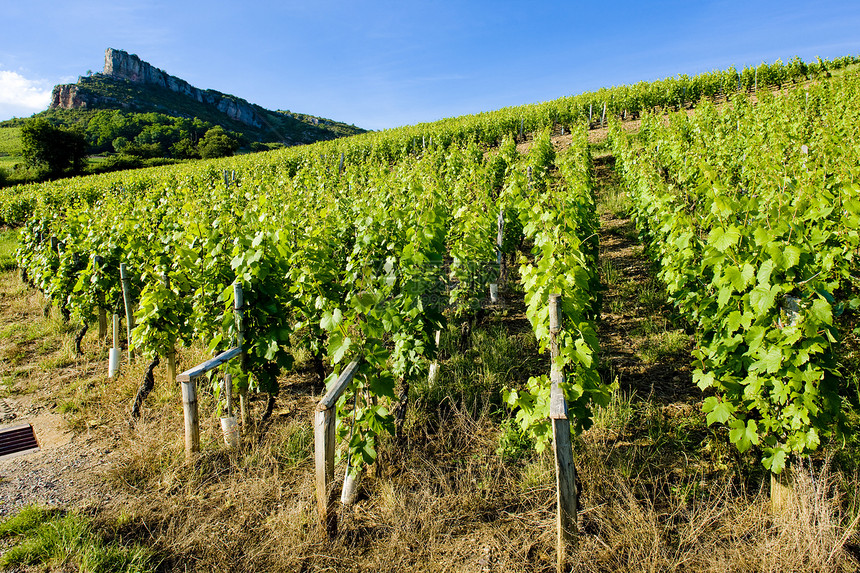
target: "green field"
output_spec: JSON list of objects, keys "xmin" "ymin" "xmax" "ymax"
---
[{"xmin": 0, "ymin": 127, "xmax": 22, "ymax": 156}]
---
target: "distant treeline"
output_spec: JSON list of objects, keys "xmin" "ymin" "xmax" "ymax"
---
[{"xmin": 0, "ymin": 109, "xmax": 286, "ymax": 186}]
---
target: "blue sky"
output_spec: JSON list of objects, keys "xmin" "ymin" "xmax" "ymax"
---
[{"xmin": 1, "ymin": 0, "xmax": 859, "ymax": 130}]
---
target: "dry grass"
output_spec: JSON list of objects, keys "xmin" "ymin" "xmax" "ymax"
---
[
  {"xmin": 83, "ymin": 383, "xmax": 859, "ymax": 573},
  {"xmin": 571, "ymin": 458, "xmax": 860, "ymax": 573}
]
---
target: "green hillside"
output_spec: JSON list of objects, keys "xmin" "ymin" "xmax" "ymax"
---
[
  {"xmin": 0, "ymin": 73, "xmax": 366, "ymax": 186},
  {"xmin": 1, "ymin": 74, "xmax": 363, "ymax": 145}
]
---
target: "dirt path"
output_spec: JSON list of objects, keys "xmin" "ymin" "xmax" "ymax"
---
[
  {"xmin": 0, "ymin": 276, "xmax": 117, "ymax": 517},
  {"xmin": 591, "ymin": 152, "xmax": 698, "ymax": 409}
]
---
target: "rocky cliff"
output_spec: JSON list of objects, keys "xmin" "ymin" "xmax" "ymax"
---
[
  {"xmin": 51, "ymin": 48, "xmax": 263, "ymax": 128},
  {"xmin": 50, "ymin": 84, "xmax": 86, "ymax": 109},
  {"xmin": 45, "ymin": 48, "xmax": 365, "ymax": 146}
]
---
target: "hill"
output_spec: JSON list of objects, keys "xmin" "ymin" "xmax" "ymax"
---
[
  {"xmin": 0, "ymin": 49, "xmax": 366, "ymax": 185},
  {"xmin": 41, "ymin": 48, "xmax": 365, "ymax": 146}
]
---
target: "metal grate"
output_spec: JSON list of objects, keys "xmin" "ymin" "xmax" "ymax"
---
[{"xmin": 0, "ymin": 424, "xmax": 40, "ymax": 460}]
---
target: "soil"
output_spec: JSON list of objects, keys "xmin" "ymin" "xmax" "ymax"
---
[
  {"xmin": 0, "ymin": 406, "xmax": 116, "ymax": 517},
  {"xmin": 0, "ymin": 287, "xmax": 120, "ymax": 517},
  {"xmin": 591, "ymin": 154, "xmax": 697, "ymax": 408}
]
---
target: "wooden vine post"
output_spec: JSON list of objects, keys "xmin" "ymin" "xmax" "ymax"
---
[
  {"xmin": 177, "ymin": 347, "xmax": 243, "ymax": 460},
  {"xmin": 97, "ymin": 296, "xmax": 108, "ymax": 340},
  {"xmin": 119, "ymin": 263, "xmax": 135, "ymax": 362},
  {"xmin": 548, "ymin": 294, "xmax": 578, "ymax": 571},
  {"xmin": 94, "ymin": 255, "xmax": 107, "ymax": 340},
  {"xmin": 314, "ymin": 359, "xmax": 361, "ymax": 537},
  {"xmin": 175, "ymin": 279, "xmax": 246, "ymax": 461},
  {"xmin": 234, "ymin": 282, "xmax": 249, "ymax": 426},
  {"xmin": 162, "ymin": 272, "xmax": 176, "ymax": 384},
  {"xmin": 490, "ymin": 206, "xmax": 504, "ymax": 303}
]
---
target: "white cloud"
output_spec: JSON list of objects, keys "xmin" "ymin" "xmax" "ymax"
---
[{"xmin": 0, "ymin": 70, "xmax": 53, "ymax": 119}]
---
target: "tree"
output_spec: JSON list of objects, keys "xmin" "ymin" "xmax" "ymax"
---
[
  {"xmin": 21, "ymin": 118, "xmax": 88, "ymax": 178},
  {"xmin": 170, "ymin": 138, "xmax": 199, "ymax": 159},
  {"xmin": 198, "ymin": 126, "xmax": 239, "ymax": 159}
]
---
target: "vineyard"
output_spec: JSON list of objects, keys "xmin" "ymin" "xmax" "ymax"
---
[{"xmin": 0, "ymin": 55, "xmax": 859, "ymax": 572}]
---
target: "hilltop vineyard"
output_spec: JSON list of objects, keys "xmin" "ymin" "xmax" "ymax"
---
[
  {"xmin": 4, "ymin": 52, "xmax": 860, "ymax": 572},
  {"xmin": 11, "ymin": 54, "xmax": 860, "ymax": 475}
]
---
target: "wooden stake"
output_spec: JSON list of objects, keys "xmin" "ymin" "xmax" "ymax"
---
[
  {"xmin": 314, "ymin": 359, "xmax": 362, "ymax": 536},
  {"xmin": 601, "ymin": 102, "xmax": 606, "ymax": 127},
  {"xmin": 177, "ymin": 347, "xmax": 242, "ymax": 456},
  {"xmin": 181, "ymin": 379, "xmax": 199, "ymax": 460},
  {"xmin": 119, "ymin": 263, "xmax": 135, "ymax": 362},
  {"xmin": 549, "ymin": 294, "xmax": 578, "ymax": 571},
  {"xmin": 97, "ymin": 299, "xmax": 107, "ymax": 340},
  {"xmin": 234, "ymin": 281, "xmax": 249, "ymax": 425},
  {"xmin": 94, "ymin": 255, "xmax": 107, "ymax": 339},
  {"xmin": 315, "ymin": 407, "xmax": 337, "ymax": 535}
]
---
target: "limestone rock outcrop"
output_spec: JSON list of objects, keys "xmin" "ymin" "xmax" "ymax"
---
[
  {"xmin": 50, "ymin": 48, "xmax": 263, "ymax": 128},
  {"xmin": 50, "ymin": 84, "xmax": 86, "ymax": 109}
]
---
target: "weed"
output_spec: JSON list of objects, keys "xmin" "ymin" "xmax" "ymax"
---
[
  {"xmin": 411, "ymin": 321, "xmax": 540, "ymax": 420},
  {"xmin": 271, "ymin": 420, "xmax": 314, "ymax": 468},
  {"xmin": 57, "ymin": 399, "xmax": 80, "ymax": 414},
  {"xmin": 496, "ymin": 418, "xmax": 535, "ymax": 463},
  {"xmin": 638, "ymin": 329, "xmax": 690, "ymax": 363},
  {"xmin": 599, "ymin": 258, "xmax": 620, "ymax": 289},
  {"xmin": 588, "ymin": 383, "xmax": 633, "ymax": 441}
]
